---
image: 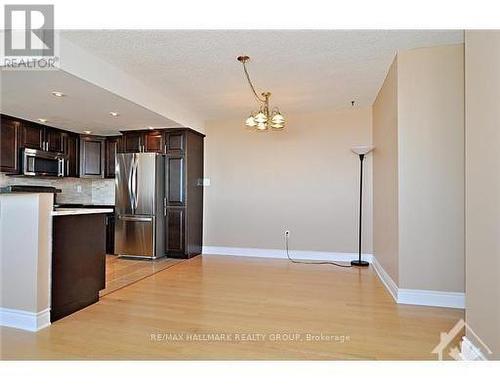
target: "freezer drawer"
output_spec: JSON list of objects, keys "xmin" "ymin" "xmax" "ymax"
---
[{"xmin": 115, "ymin": 215, "xmax": 155, "ymax": 258}]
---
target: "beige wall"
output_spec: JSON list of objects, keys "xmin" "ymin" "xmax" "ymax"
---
[
  {"xmin": 372, "ymin": 44, "xmax": 465, "ymax": 293},
  {"xmin": 465, "ymin": 31, "xmax": 500, "ymax": 358},
  {"xmin": 398, "ymin": 44, "xmax": 465, "ymax": 292},
  {"xmin": 373, "ymin": 58, "xmax": 399, "ymax": 284},
  {"xmin": 204, "ymin": 107, "xmax": 373, "ymax": 254}
]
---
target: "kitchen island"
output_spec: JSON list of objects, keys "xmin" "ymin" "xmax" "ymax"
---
[
  {"xmin": 0, "ymin": 188, "xmax": 112, "ymax": 330},
  {"xmin": 51, "ymin": 208, "xmax": 112, "ymax": 322}
]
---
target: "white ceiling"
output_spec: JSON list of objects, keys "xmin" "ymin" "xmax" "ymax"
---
[
  {"xmin": 1, "ymin": 30, "xmax": 464, "ymax": 134},
  {"xmin": 61, "ymin": 30, "xmax": 464, "ymax": 119},
  {"xmin": 0, "ymin": 69, "xmax": 180, "ymax": 135}
]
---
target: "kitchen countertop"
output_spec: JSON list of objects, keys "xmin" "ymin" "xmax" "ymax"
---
[
  {"xmin": 0, "ymin": 185, "xmax": 61, "ymax": 193},
  {"xmin": 52, "ymin": 208, "xmax": 114, "ymax": 216}
]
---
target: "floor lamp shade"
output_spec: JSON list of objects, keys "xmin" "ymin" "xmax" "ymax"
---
[
  {"xmin": 351, "ymin": 145, "xmax": 375, "ymax": 156},
  {"xmin": 351, "ymin": 145, "xmax": 374, "ymax": 267}
]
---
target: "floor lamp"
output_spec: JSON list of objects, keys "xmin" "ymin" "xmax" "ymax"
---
[{"xmin": 350, "ymin": 145, "xmax": 374, "ymax": 267}]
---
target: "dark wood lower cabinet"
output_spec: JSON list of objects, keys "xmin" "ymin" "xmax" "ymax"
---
[
  {"xmin": 166, "ymin": 207, "xmax": 185, "ymax": 257},
  {"xmin": 51, "ymin": 214, "xmax": 106, "ymax": 322}
]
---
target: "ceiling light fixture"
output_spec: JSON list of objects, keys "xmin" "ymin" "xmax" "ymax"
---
[
  {"xmin": 109, "ymin": 112, "xmax": 120, "ymax": 117},
  {"xmin": 84, "ymin": 130, "xmax": 92, "ymax": 134},
  {"xmin": 38, "ymin": 118, "xmax": 48, "ymax": 123},
  {"xmin": 148, "ymin": 126, "xmax": 155, "ymax": 130},
  {"xmin": 237, "ymin": 55, "xmax": 285, "ymax": 132},
  {"xmin": 51, "ymin": 91, "xmax": 65, "ymax": 97}
]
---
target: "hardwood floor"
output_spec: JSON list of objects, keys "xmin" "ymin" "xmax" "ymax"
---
[
  {"xmin": 101, "ymin": 255, "xmax": 182, "ymax": 297},
  {"xmin": 0, "ymin": 255, "xmax": 463, "ymax": 360}
]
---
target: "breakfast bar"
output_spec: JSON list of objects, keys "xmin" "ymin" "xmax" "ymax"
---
[{"xmin": 0, "ymin": 188, "xmax": 112, "ymax": 330}]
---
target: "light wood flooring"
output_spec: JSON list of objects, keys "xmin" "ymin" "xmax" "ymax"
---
[
  {"xmin": 0, "ymin": 255, "xmax": 463, "ymax": 360},
  {"xmin": 101, "ymin": 255, "xmax": 182, "ymax": 297}
]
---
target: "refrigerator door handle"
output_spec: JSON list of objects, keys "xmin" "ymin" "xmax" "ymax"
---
[
  {"xmin": 133, "ymin": 154, "xmax": 139, "ymax": 211},
  {"xmin": 128, "ymin": 155, "xmax": 135, "ymax": 214}
]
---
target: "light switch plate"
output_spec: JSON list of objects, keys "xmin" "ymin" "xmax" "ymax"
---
[{"xmin": 197, "ymin": 178, "xmax": 211, "ymax": 186}]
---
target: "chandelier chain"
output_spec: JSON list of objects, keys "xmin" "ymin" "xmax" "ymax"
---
[{"xmin": 242, "ymin": 61, "xmax": 267, "ymax": 104}]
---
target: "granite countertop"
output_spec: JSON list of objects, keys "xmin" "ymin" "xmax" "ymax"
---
[
  {"xmin": 0, "ymin": 185, "xmax": 61, "ymax": 193},
  {"xmin": 52, "ymin": 208, "xmax": 114, "ymax": 216},
  {"xmin": 55, "ymin": 203, "xmax": 115, "ymax": 208}
]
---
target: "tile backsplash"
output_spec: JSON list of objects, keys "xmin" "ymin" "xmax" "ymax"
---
[{"xmin": 0, "ymin": 173, "xmax": 115, "ymax": 205}]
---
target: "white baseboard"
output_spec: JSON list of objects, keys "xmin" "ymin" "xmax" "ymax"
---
[
  {"xmin": 202, "ymin": 246, "xmax": 374, "ymax": 263},
  {"xmin": 460, "ymin": 336, "xmax": 488, "ymax": 360},
  {"xmin": 371, "ymin": 256, "xmax": 398, "ymax": 301},
  {"xmin": 372, "ymin": 257, "xmax": 465, "ymax": 309},
  {"xmin": 397, "ymin": 289, "xmax": 465, "ymax": 309},
  {"xmin": 0, "ymin": 307, "xmax": 50, "ymax": 332}
]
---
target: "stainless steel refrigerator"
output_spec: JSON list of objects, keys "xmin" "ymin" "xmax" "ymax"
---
[{"xmin": 115, "ymin": 153, "xmax": 166, "ymax": 259}]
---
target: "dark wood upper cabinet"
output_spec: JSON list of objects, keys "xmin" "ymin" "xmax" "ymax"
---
[
  {"xmin": 105, "ymin": 136, "xmax": 121, "ymax": 178},
  {"xmin": 44, "ymin": 126, "xmax": 64, "ymax": 153},
  {"xmin": 19, "ymin": 121, "xmax": 64, "ymax": 153},
  {"xmin": 122, "ymin": 131, "xmax": 143, "ymax": 153},
  {"xmin": 63, "ymin": 132, "xmax": 79, "ymax": 177},
  {"xmin": 0, "ymin": 116, "xmax": 21, "ymax": 173},
  {"xmin": 80, "ymin": 135, "xmax": 105, "ymax": 178},
  {"xmin": 121, "ymin": 130, "xmax": 165, "ymax": 153},
  {"xmin": 20, "ymin": 122, "xmax": 44, "ymax": 150},
  {"xmin": 144, "ymin": 131, "xmax": 164, "ymax": 152},
  {"xmin": 165, "ymin": 131, "xmax": 184, "ymax": 153}
]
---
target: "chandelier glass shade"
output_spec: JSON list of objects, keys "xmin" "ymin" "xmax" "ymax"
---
[{"xmin": 238, "ymin": 55, "xmax": 285, "ymax": 131}]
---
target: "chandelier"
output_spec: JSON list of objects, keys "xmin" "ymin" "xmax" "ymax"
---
[{"xmin": 237, "ymin": 55, "xmax": 285, "ymax": 131}]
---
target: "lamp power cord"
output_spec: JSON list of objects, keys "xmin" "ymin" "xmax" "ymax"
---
[{"xmin": 285, "ymin": 233, "xmax": 353, "ymax": 268}]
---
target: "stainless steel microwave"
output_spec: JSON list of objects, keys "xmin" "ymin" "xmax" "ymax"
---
[{"xmin": 21, "ymin": 148, "xmax": 65, "ymax": 177}]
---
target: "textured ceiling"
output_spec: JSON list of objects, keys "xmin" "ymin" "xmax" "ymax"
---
[
  {"xmin": 62, "ymin": 30, "xmax": 464, "ymax": 120},
  {"xmin": 0, "ymin": 69, "xmax": 180, "ymax": 135}
]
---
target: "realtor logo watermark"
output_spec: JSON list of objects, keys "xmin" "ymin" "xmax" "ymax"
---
[{"xmin": 2, "ymin": 4, "xmax": 58, "ymax": 69}]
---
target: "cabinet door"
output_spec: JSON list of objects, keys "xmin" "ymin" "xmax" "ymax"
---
[
  {"xmin": 80, "ymin": 136, "xmax": 104, "ymax": 178},
  {"xmin": 63, "ymin": 133, "xmax": 79, "ymax": 177},
  {"xmin": 105, "ymin": 213, "xmax": 115, "ymax": 256},
  {"xmin": 166, "ymin": 207, "xmax": 185, "ymax": 256},
  {"xmin": 144, "ymin": 131, "xmax": 163, "ymax": 152},
  {"xmin": 105, "ymin": 137, "xmax": 120, "ymax": 178},
  {"xmin": 45, "ymin": 127, "xmax": 64, "ymax": 153},
  {"xmin": 122, "ymin": 132, "xmax": 143, "ymax": 153},
  {"xmin": 165, "ymin": 131, "xmax": 185, "ymax": 153},
  {"xmin": 20, "ymin": 122, "xmax": 43, "ymax": 149},
  {"xmin": 0, "ymin": 117, "xmax": 20, "ymax": 173},
  {"xmin": 166, "ymin": 155, "xmax": 185, "ymax": 206}
]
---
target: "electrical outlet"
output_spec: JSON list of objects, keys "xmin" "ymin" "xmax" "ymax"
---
[
  {"xmin": 76, "ymin": 185, "xmax": 82, "ymax": 193},
  {"xmin": 284, "ymin": 230, "xmax": 290, "ymax": 237}
]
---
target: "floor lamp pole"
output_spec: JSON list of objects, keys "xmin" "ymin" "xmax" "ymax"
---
[{"xmin": 351, "ymin": 153, "xmax": 369, "ymax": 267}]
